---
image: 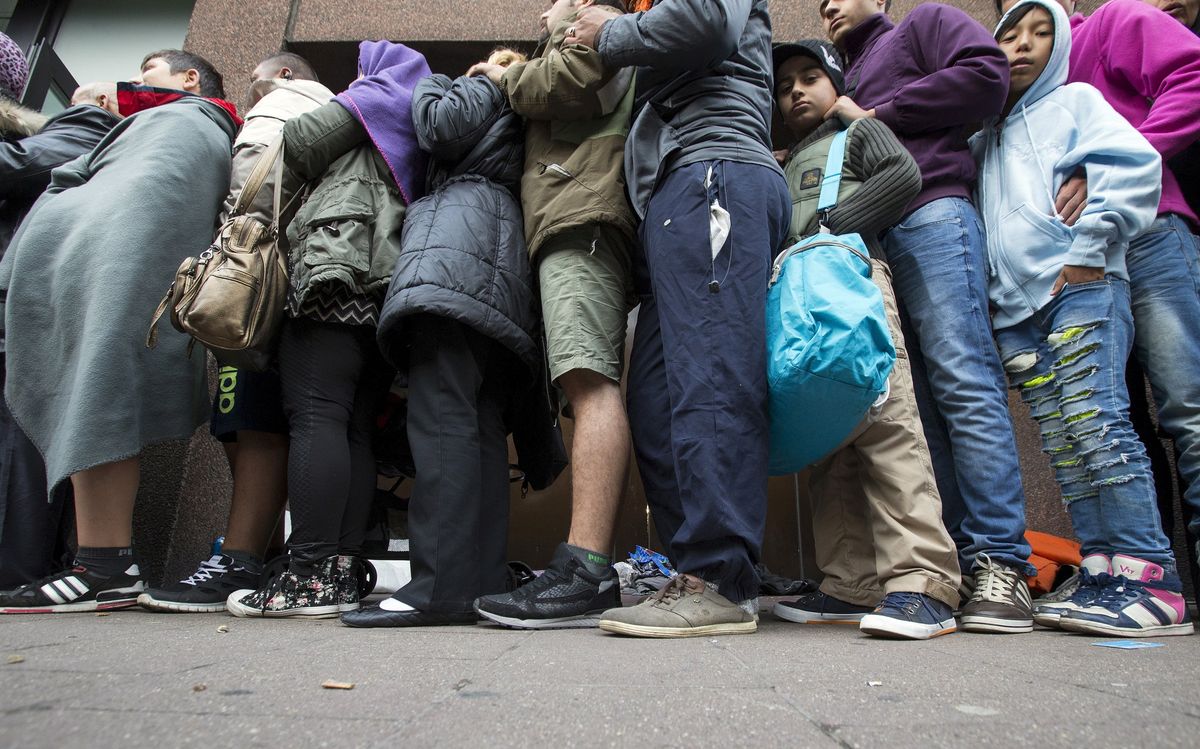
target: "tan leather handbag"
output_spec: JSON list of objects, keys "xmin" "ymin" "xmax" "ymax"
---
[{"xmin": 147, "ymin": 136, "xmax": 293, "ymax": 372}]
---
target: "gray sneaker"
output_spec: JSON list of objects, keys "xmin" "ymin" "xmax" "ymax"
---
[{"xmin": 598, "ymin": 573, "xmax": 756, "ymax": 638}]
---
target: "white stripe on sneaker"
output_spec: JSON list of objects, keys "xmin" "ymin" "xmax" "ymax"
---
[
  {"xmin": 40, "ymin": 584, "xmax": 66, "ymax": 604},
  {"xmin": 1149, "ymin": 597, "xmax": 1178, "ymax": 622},
  {"xmin": 63, "ymin": 576, "xmax": 88, "ymax": 595},
  {"xmin": 1126, "ymin": 602, "xmax": 1163, "ymax": 628},
  {"xmin": 52, "ymin": 579, "xmax": 79, "ymax": 600}
]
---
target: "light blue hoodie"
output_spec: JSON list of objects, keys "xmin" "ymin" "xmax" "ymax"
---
[{"xmin": 970, "ymin": 0, "xmax": 1161, "ymax": 330}]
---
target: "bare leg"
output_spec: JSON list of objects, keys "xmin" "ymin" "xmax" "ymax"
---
[
  {"xmin": 71, "ymin": 457, "xmax": 140, "ymax": 548},
  {"xmin": 221, "ymin": 430, "xmax": 288, "ymax": 558},
  {"xmin": 560, "ymin": 369, "xmax": 630, "ymax": 554}
]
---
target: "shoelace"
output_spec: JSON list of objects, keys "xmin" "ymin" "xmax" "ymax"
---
[
  {"xmin": 971, "ymin": 553, "xmax": 1020, "ymax": 603},
  {"xmin": 181, "ymin": 555, "xmax": 232, "ymax": 586},
  {"xmin": 880, "ymin": 591, "xmax": 925, "ymax": 616},
  {"xmin": 647, "ymin": 574, "xmax": 704, "ymax": 605},
  {"xmin": 1088, "ymin": 573, "xmax": 1145, "ymax": 608}
]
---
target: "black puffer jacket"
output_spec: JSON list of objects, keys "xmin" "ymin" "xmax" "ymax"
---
[
  {"xmin": 1, "ymin": 101, "xmax": 119, "ymax": 255},
  {"xmin": 376, "ymin": 74, "xmax": 538, "ymax": 372}
]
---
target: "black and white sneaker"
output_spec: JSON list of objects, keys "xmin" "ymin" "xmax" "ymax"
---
[
  {"xmin": 138, "ymin": 555, "xmax": 261, "ymax": 613},
  {"xmin": 474, "ymin": 543, "xmax": 620, "ymax": 629},
  {"xmin": 0, "ymin": 564, "xmax": 145, "ymax": 613}
]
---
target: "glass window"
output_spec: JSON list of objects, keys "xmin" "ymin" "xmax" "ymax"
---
[
  {"xmin": 0, "ymin": 0, "xmax": 18, "ymax": 33},
  {"xmin": 41, "ymin": 78, "xmax": 69, "ymax": 115},
  {"xmin": 53, "ymin": 0, "xmax": 196, "ymax": 85}
]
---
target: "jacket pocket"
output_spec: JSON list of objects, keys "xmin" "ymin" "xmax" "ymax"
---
[
  {"xmin": 294, "ymin": 190, "xmax": 374, "ymax": 274},
  {"xmin": 998, "ymin": 203, "xmax": 1069, "ymax": 289}
]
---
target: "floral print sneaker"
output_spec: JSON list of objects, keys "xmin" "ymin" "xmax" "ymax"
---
[
  {"xmin": 226, "ymin": 556, "xmax": 340, "ymax": 618},
  {"xmin": 335, "ymin": 555, "xmax": 364, "ymax": 613}
]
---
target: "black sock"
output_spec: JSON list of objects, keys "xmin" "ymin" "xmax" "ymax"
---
[
  {"xmin": 222, "ymin": 549, "xmax": 263, "ymax": 573},
  {"xmin": 75, "ymin": 547, "xmax": 137, "ymax": 578},
  {"xmin": 565, "ymin": 543, "xmax": 612, "ymax": 577}
]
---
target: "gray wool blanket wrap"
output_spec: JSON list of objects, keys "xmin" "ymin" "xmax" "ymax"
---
[{"xmin": 0, "ymin": 97, "xmax": 236, "ymax": 491}]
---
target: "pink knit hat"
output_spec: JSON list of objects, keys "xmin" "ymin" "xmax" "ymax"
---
[{"xmin": 0, "ymin": 32, "xmax": 30, "ymax": 101}]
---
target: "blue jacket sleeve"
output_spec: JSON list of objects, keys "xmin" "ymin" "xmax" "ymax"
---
[
  {"xmin": 411, "ymin": 74, "xmax": 507, "ymax": 162},
  {"xmin": 1055, "ymin": 88, "xmax": 1162, "ymax": 269},
  {"xmin": 596, "ymin": 0, "xmax": 752, "ymax": 72}
]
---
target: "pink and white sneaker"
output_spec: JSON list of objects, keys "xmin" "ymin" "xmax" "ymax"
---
[{"xmin": 1059, "ymin": 555, "xmax": 1194, "ymax": 638}]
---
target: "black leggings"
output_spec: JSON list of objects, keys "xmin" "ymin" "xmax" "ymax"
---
[{"xmin": 279, "ymin": 317, "xmax": 392, "ymax": 571}]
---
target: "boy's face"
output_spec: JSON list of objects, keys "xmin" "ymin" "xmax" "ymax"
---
[
  {"xmin": 997, "ymin": 6, "xmax": 1055, "ymax": 101},
  {"xmin": 819, "ymin": 0, "xmax": 887, "ymax": 48},
  {"xmin": 133, "ymin": 57, "xmax": 198, "ymax": 93},
  {"xmin": 1142, "ymin": 0, "xmax": 1200, "ymax": 26},
  {"xmin": 776, "ymin": 55, "xmax": 839, "ymax": 139}
]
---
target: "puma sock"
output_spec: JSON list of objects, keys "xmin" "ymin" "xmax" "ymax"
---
[
  {"xmin": 565, "ymin": 543, "xmax": 612, "ymax": 577},
  {"xmin": 75, "ymin": 547, "xmax": 138, "ymax": 578}
]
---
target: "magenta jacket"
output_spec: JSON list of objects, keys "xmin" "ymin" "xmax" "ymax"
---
[{"xmin": 1068, "ymin": 0, "xmax": 1200, "ymax": 224}]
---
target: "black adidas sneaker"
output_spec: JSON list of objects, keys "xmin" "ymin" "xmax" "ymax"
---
[
  {"xmin": 0, "ymin": 564, "xmax": 145, "ymax": 613},
  {"xmin": 138, "ymin": 554, "xmax": 262, "ymax": 613},
  {"xmin": 474, "ymin": 543, "xmax": 620, "ymax": 629}
]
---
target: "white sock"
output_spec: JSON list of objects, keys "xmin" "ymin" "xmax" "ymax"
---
[{"xmin": 379, "ymin": 596, "xmax": 415, "ymax": 612}]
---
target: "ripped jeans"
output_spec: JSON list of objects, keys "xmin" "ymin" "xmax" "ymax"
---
[{"xmin": 994, "ymin": 277, "xmax": 1179, "ymax": 584}]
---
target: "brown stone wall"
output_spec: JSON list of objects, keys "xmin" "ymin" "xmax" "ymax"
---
[{"xmin": 160, "ymin": 0, "xmax": 1153, "ymax": 585}]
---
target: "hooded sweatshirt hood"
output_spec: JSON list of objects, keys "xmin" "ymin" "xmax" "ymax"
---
[{"xmin": 995, "ymin": 0, "xmax": 1072, "ymax": 118}]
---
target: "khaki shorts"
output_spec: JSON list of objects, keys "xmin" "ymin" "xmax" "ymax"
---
[{"xmin": 537, "ymin": 224, "xmax": 635, "ymax": 383}]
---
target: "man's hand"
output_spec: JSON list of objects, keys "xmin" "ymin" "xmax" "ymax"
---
[
  {"xmin": 1050, "ymin": 264, "xmax": 1105, "ymax": 296},
  {"xmin": 1055, "ymin": 170, "xmax": 1088, "ymax": 227},
  {"xmin": 563, "ymin": 6, "xmax": 610, "ymax": 49},
  {"xmin": 466, "ymin": 62, "xmax": 505, "ymax": 85},
  {"xmin": 823, "ymin": 95, "xmax": 875, "ymax": 125},
  {"xmin": 773, "ymin": 148, "xmax": 790, "ymax": 166}
]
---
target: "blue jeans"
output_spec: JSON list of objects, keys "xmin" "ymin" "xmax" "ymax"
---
[
  {"xmin": 1126, "ymin": 214, "xmax": 1200, "ymax": 540},
  {"xmin": 994, "ymin": 278, "xmax": 1178, "ymax": 585},
  {"xmin": 626, "ymin": 160, "xmax": 791, "ymax": 604},
  {"xmin": 883, "ymin": 197, "xmax": 1034, "ymax": 576}
]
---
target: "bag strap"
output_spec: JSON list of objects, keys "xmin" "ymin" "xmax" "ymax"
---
[
  {"xmin": 232, "ymin": 135, "xmax": 285, "ymax": 217},
  {"xmin": 817, "ymin": 127, "xmax": 849, "ymax": 220}
]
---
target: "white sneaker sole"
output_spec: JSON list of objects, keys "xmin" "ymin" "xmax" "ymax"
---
[
  {"xmin": 960, "ymin": 614, "xmax": 1033, "ymax": 634},
  {"xmin": 225, "ymin": 589, "xmax": 341, "ymax": 619},
  {"xmin": 137, "ymin": 593, "xmax": 228, "ymax": 614},
  {"xmin": 1033, "ymin": 611, "xmax": 1066, "ymax": 629},
  {"xmin": 597, "ymin": 619, "xmax": 757, "ymax": 638},
  {"xmin": 774, "ymin": 605, "xmax": 864, "ymax": 625},
  {"xmin": 859, "ymin": 614, "xmax": 957, "ymax": 640},
  {"xmin": 1058, "ymin": 617, "xmax": 1195, "ymax": 638}
]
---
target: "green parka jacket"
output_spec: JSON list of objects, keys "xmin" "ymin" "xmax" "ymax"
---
[
  {"xmin": 500, "ymin": 9, "xmax": 637, "ymax": 259},
  {"xmin": 282, "ymin": 101, "xmax": 406, "ymax": 323}
]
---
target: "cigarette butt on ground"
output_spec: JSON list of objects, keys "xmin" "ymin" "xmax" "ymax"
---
[
  {"xmin": 322, "ymin": 680, "xmax": 355, "ymax": 690},
  {"xmin": 7, "ymin": 655, "xmax": 25, "ymax": 664}
]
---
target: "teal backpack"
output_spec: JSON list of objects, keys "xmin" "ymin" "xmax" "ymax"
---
[{"xmin": 766, "ymin": 128, "xmax": 895, "ymax": 475}]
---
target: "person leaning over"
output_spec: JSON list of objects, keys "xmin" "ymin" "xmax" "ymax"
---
[
  {"xmin": 471, "ymin": 0, "xmax": 638, "ymax": 630},
  {"xmin": 0, "ymin": 33, "xmax": 121, "ymax": 591},
  {"xmin": 0, "ymin": 50, "xmax": 240, "ymax": 613}
]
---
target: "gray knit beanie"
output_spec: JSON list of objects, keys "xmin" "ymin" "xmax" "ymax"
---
[{"xmin": 0, "ymin": 32, "xmax": 30, "ymax": 101}]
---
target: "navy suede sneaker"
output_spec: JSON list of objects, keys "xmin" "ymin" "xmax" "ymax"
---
[
  {"xmin": 773, "ymin": 590, "xmax": 872, "ymax": 624},
  {"xmin": 859, "ymin": 592, "xmax": 957, "ymax": 640}
]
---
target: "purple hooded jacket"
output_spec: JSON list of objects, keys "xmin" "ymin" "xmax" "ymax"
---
[
  {"xmin": 335, "ymin": 40, "xmax": 431, "ymax": 205},
  {"xmin": 841, "ymin": 6, "xmax": 1009, "ymax": 216}
]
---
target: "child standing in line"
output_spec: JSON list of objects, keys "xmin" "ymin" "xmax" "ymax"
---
[
  {"xmin": 771, "ymin": 40, "xmax": 962, "ymax": 640},
  {"xmin": 973, "ymin": 0, "xmax": 1191, "ymax": 636}
]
